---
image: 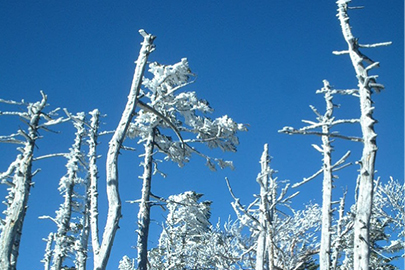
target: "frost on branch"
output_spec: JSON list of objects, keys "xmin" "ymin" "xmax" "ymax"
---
[
  {"xmin": 226, "ymin": 144, "xmax": 320, "ymax": 270},
  {"xmin": 0, "ymin": 92, "xmax": 67, "ymax": 270},
  {"xmin": 148, "ymin": 191, "xmax": 218, "ymax": 269},
  {"xmin": 130, "ymin": 57, "xmax": 246, "ymax": 270},
  {"xmin": 118, "ymin": 256, "xmax": 135, "ymax": 270},
  {"xmin": 279, "ymin": 80, "xmax": 355, "ymax": 270},
  {"xmin": 332, "ymin": 178, "xmax": 404, "ymax": 269},
  {"xmin": 128, "ymin": 58, "xmax": 246, "ymax": 170},
  {"xmin": 39, "ymin": 112, "xmax": 88, "ymax": 270}
]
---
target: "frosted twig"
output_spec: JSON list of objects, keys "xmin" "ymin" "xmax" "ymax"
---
[
  {"xmin": 0, "ymin": 98, "xmax": 26, "ymax": 106},
  {"xmin": 332, "ymin": 118, "xmax": 359, "ymax": 125},
  {"xmin": 292, "ymin": 168, "xmax": 323, "ymax": 188},
  {"xmin": 0, "ymin": 111, "xmax": 27, "ymax": 118},
  {"xmin": 0, "ymin": 133, "xmax": 25, "ymax": 145},
  {"xmin": 225, "ymin": 177, "xmax": 261, "ymax": 226},
  {"xmin": 309, "ymin": 105, "xmax": 323, "ymax": 119},
  {"xmin": 121, "ymin": 145, "xmax": 136, "ymax": 151},
  {"xmin": 332, "ymin": 50, "xmax": 350, "ymax": 55},
  {"xmin": 279, "ymin": 127, "xmax": 363, "ymax": 142},
  {"xmin": 164, "ymin": 80, "xmax": 195, "ymax": 97},
  {"xmin": 332, "ymin": 150, "xmax": 351, "ymax": 168},
  {"xmin": 332, "ymin": 162, "xmax": 352, "ymax": 172},
  {"xmin": 138, "ymin": 100, "xmax": 185, "ymax": 152},
  {"xmin": 359, "ymin": 41, "xmax": 392, "ymax": 48},
  {"xmin": 322, "ymin": 88, "xmax": 359, "ymax": 96},
  {"xmin": 33, "ymin": 153, "xmax": 67, "ymax": 161}
]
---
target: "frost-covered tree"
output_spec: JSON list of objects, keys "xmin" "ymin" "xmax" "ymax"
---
[
  {"xmin": 334, "ymin": 1, "xmax": 392, "ymax": 268},
  {"xmin": 126, "ymin": 57, "xmax": 246, "ymax": 269},
  {"xmin": 227, "ymin": 144, "xmax": 321, "ymax": 270},
  {"xmin": 118, "ymin": 256, "xmax": 135, "ymax": 270},
  {"xmin": 148, "ymin": 191, "xmax": 213, "ymax": 269},
  {"xmin": 0, "ymin": 92, "xmax": 66, "ymax": 270},
  {"xmin": 40, "ymin": 112, "xmax": 88, "ymax": 270},
  {"xmin": 337, "ymin": 178, "xmax": 404, "ymax": 269},
  {"xmin": 280, "ymin": 80, "xmax": 356, "ymax": 270}
]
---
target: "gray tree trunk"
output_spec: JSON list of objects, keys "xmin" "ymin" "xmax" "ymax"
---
[
  {"xmin": 92, "ymin": 30, "xmax": 155, "ymax": 270},
  {"xmin": 136, "ymin": 128, "xmax": 156, "ymax": 270}
]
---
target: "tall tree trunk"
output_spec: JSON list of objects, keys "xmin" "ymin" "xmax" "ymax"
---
[
  {"xmin": 52, "ymin": 183, "xmax": 74, "ymax": 270},
  {"xmin": 88, "ymin": 109, "xmax": 101, "ymax": 256},
  {"xmin": 255, "ymin": 144, "xmax": 271, "ymax": 270},
  {"xmin": 336, "ymin": 2, "xmax": 383, "ymax": 269},
  {"xmin": 319, "ymin": 87, "xmax": 333, "ymax": 270},
  {"xmin": 0, "ymin": 93, "xmax": 47, "ymax": 270},
  {"xmin": 136, "ymin": 128, "xmax": 156, "ymax": 270},
  {"xmin": 76, "ymin": 110, "xmax": 101, "ymax": 270},
  {"xmin": 92, "ymin": 30, "xmax": 155, "ymax": 270},
  {"xmin": 53, "ymin": 113, "xmax": 85, "ymax": 270}
]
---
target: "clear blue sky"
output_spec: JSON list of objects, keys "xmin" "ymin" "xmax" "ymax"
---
[{"xmin": 0, "ymin": 1, "xmax": 403, "ymax": 269}]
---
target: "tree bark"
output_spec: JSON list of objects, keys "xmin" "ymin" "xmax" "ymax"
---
[
  {"xmin": 92, "ymin": 30, "xmax": 155, "ymax": 270},
  {"xmin": 136, "ymin": 128, "xmax": 156, "ymax": 270}
]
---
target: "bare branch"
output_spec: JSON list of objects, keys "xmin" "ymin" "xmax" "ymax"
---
[
  {"xmin": 33, "ymin": 153, "xmax": 67, "ymax": 161},
  {"xmin": 359, "ymin": 41, "xmax": 392, "ymax": 48},
  {"xmin": 292, "ymin": 168, "xmax": 323, "ymax": 188}
]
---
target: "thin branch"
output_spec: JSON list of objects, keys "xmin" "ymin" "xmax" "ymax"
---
[
  {"xmin": 279, "ymin": 127, "xmax": 363, "ymax": 142},
  {"xmin": 33, "ymin": 153, "xmax": 67, "ymax": 161},
  {"xmin": 292, "ymin": 168, "xmax": 323, "ymax": 188},
  {"xmin": 359, "ymin": 41, "xmax": 392, "ymax": 48},
  {"xmin": 225, "ymin": 177, "xmax": 261, "ymax": 226},
  {"xmin": 137, "ymin": 100, "xmax": 185, "ymax": 152}
]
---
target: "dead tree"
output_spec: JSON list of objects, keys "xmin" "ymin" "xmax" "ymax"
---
[
  {"xmin": 90, "ymin": 30, "xmax": 155, "ymax": 270},
  {"xmin": 226, "ymin": 144, "xmax": 319, "ymax": 270},
  {"xmin": 334, "ymin": 1, "xmax": 391, "ymax": 268},
  {"xmin": 0, "ymin": 92, "xmax": 66, "ymax": 270},
  {"xmin": 279, "ymin": 80, "xmax": 355, "ymax": 270},
  {"xmin": 39, "ymin": 112, "xmax": 86, "ymax": 270}
]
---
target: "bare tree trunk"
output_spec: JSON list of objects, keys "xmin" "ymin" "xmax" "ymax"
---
[
  {"xmin": 76, "ymin": 110, "xmax": 101, "ymax": 270},
  {"xmin": 52, "ymin": 183, "xmax": 74, "ymax": 270},
  {"xmin": 319, "ymin": 86, "xmax": 333, "ymax": 270},
  {"xmin": 136, "ymin": 128, "xmax": 156, "ymax": 270},
  {"xmin": 0, "ymin": 93, "xmax": 47, "ymax": 270},
  {"xmin": 92, "ymin": 30, "xmax": 155, "ymax": 270},
  {"xmin": 255, "ymin": 229, "xmax": 266, "ymax": 270},
  {"xmin": 88, "ymin": 109, "xmax": 101, "ymax": 256},
  {"xmin": 42, "ymin": 233, "xmax": 54, "ymax": 270},
  {"xmin": 255, "ymin": 144, "xmax": 273, "ymax": 270},
  {"xmin": 76, "ymin": 196, "xmax": 90, "ymax": 270},
  {"xmin": 336, "ymin": 2, "xmax": 386, "ymax": 269},
  {"xmin": 331, "ymin": 192, "xmax": 347, "ymax": 270},
  {"xmin": 48, "ymin": 112, "xmax": 86, "ymax": 270}
]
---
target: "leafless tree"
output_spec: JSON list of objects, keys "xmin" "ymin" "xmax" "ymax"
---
[
  {"xmin": 334, "ymin": 1, "xmax": 391, "ymax": 268},
  {"xmin": 280, "ymin": 80, "xmax": 355, "ymax": 270},
  {"xmin": 0, "ymin": 92, "xmax": 67, "ymax": 270},
  {"xmin": 226, "ymin": 144, "xmax": 320, "ymax": 270},
  {"xmin": 89, "ymin": 29, "xmax": 155, "ymax": 270}
]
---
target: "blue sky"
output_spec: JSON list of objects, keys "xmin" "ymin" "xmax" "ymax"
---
[{"xmin": 0, "ymin": 1, "xmax": 403, "ymax": 269}]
